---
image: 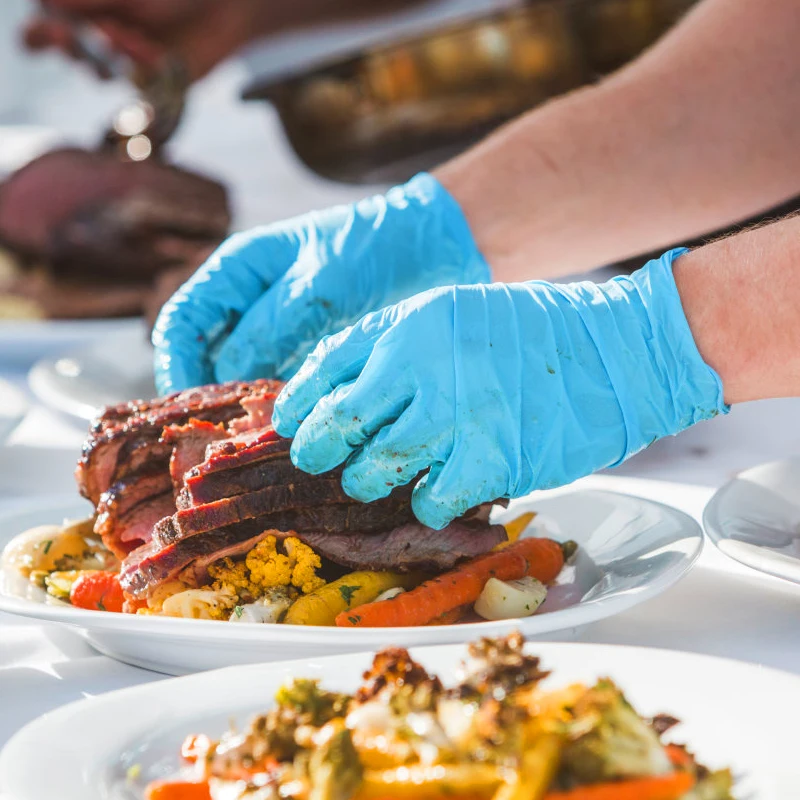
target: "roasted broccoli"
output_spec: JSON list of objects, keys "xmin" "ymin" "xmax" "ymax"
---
[{"xmin": 560, "ymin": 679, "xmax": 672, "ymax": 784}]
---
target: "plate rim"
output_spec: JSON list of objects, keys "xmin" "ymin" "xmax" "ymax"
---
[
  {"xmin": 703, "ymin": 455, "xmax": 800, "ymax": 584},
  {"xmin": 26, "ymin": 321, "xmax": 154, "ymax": 421},
  {"xmin": 0, "ymin": 487, "xmax": 704, "ymax": 640},
  {"xmin": 2, "ymin": 638, "xmax": 799, "ymax": 800}
]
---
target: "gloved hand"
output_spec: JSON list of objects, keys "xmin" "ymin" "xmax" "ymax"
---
[
  {"xmin": 272, "ymin": 248, "xmax": 728, "ymax": 530},
  {"xmin": 152, "ymin": 173, "xmax": 490, "ymax": 395}
]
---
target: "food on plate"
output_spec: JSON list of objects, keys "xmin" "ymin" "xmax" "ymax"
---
[
  {"xmin": 2, "ymin": 379, "xmax": 575, "ymax": 626},
  {"xmin": 143, "ymin": 632, "xmax": 736, "ymax": 800},
  {"xmin": 0, "ymin": 148, "xmax": 229, "ymax": 319}
]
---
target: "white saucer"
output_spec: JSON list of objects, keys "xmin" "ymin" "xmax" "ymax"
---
[{"xmin": 704, "ymin": 456, "xmax": 800, "ymax": 584}]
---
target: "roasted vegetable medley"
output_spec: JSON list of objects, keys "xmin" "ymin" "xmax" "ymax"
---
[
  {"xmin": 143, "ymin": 633, "xmax": 735, "ymax": 800},
  {"xmin": 3, "ymin": 513, "xmax": 574, "ymax": 627}
]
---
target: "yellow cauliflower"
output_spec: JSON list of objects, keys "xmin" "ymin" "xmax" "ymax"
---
[
  {"xmin": 285, "ymin": 537, "xmax": 326, "ymax": 594},
  {"xmin": 208, "ymin": 535, "xmax": 325, "ymax": 599},
  {"xmin": 246, "ymin": 535, "xmax": 292, "ymax": 589},
  {"xmin": 208, "ymin": 558, "xmax": 255, "ymax": 598}
]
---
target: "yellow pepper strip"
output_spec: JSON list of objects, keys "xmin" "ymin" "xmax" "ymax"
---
[
  {"xmin": 284, "ymin": 571, "xmax": 423, "ymax": 626},
  {"xmin": 356, "ymin": 763, "xmax": 503, "ymax": 799},
  {"xmin": 491, "ymin": 732, "xmax": 563, "ymax": 800},
  {"xmin": 504, "ymin": 512, "xmax": 537, "ymax": 543},
  {"xmin": 351, "ymin": 731, "xmax": 415, "ymax": 770}
]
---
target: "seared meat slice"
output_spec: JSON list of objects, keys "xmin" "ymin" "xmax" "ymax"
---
[
  {"xmin": 161, "ymin": 420, "xmax": 228, "ymax": 494},
  {"xmin": 299, "ymin": 522, "xmax": 508, "ymax": 573},
  {"xmin": 151, "ymin": 495, "xmax": 416, "ymax": 548},
  {"xmin": 96, "ymin": 490, "xmax": 176, "ymax": 558},
  {"xmin": 165, "ymin": 479, "xmax": 416, "ymax": 541}
]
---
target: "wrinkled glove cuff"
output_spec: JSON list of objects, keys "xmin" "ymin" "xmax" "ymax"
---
[
  {"xmin": 605, "ymin": 247, "xmax": 730, "ymax": 464},
  {"xmin": 399, "ymin": 173, "xmax": 492, "ymax": 285}
]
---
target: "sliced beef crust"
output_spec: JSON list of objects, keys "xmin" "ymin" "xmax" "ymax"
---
[{"xmin": 77, "ymin": 379, "xmax": 281, "ymax": 504}]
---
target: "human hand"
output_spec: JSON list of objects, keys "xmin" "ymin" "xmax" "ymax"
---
[
  {"xmin": 273, "ymin": 249, "xmax": 728, "ymax": 529},
  {"xmin": 22, "ymin": 0, "xmax": 265, "ymax": 81},
  {"xmin": 152, "ymin": 173, "xmax": 490, "ymax": 395}
]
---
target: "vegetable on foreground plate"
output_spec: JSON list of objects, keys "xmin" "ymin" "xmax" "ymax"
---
[{"xmin": 143, "ymin": 632, "xmax": 735, "ymax": 800}]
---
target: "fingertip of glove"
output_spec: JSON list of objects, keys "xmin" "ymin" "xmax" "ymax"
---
[{"xmin": 410, "ymin": 488, "xmax": 451, "ymax": 531}]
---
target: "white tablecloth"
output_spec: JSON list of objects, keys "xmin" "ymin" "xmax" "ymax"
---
[{"xmin": 3, "ymin": 364, "xmax": 800, "ymax": 754}]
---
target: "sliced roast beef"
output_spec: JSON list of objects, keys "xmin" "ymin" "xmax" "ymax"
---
[
  {"xmin": 82, "ymin": 377, "xmax": 505, "ymax": 600},
  {"xmin": 96, "ymin": 490, "xmax": 176, "ymax": 558},
  {"xmin": 77, "ymin": 379, "xmax": 281, "ymax": 504},
  {"xmin": 161, "ymin": 420, "xmax": 228, "ymax": 494},
  {"xmin": 182, "ymin": 454, "xmax": 304, "ymax": 506},
  {"xmin": 299, "ymin": 522, "xmax": 508, "ymax": 572},
  {"xmin": 151, "ymin": 495, "xmax": 416, "ymax": 549},
  {"xmin": 167, "ymin": 479, "xmax": 415, "ymax": 540},
  {"xmin": 121, "ymin": 520, "xmax": 277, "ymax": 597}
]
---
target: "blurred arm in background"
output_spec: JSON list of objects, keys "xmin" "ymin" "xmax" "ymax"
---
[
  {"xmin": 437, "ymin": 0, "xmax": 800, "ymax": 281},
  {"xmin": 23, "ymin": 0, "xmax": 426, "ymax": 82}
]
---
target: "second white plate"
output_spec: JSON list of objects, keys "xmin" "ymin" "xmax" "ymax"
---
[
  {"xmin": 0, "ymin": 487, "xmax": 702, "ymax": 675},
  {"xmin": 27, "ymin": 322, "xmax": 156, "ymax": 421},
  {"xmin": 704, "ymin": 456, "xmax": 800, "ymax": 584},
  {"xmin": 2, "ymin": 640, "xmax": 797, "ymax": 799}
]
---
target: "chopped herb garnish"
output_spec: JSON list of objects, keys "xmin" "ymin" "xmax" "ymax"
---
[
  {"xmin": 42, "ymin": 539, "xmax": 53, "ymax": 555},
  {"xmin": 347, "ymin": 615, "xmax": 361, "ymax": 625},
  {"xmin": 97, "ymin": 598, "xmax": 106, "ymax": 611},
  {"xmin": 234, "ymin": 605, "xmax": 244, "ymax": 618},
  {"xmin": 338, "ymin": 585, "xmax": 361, "ymax": 607}
]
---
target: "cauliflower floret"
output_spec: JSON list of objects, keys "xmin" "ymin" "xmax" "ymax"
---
[
  {"xmin": 284, "ymin": 537, "xmax": 325, "ymax": 594},
  {"xmin": 209, "ymin": 557, "xmax": 257, "ymax": 599},
  {"xmin": 246, "ymin": 535, "xmax": 293, "ymax": 588},
  {"xmin": 208, "ymin": 535, "xmax": 325, "ymax": 603}
]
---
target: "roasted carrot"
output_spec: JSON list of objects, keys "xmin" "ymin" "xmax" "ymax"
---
[
  {"xmin": 145, "ymin": 780, "xmax": 212, "ymax": 800},
  {"xmin": 543, "ymin": 772, "xmax": 694, "ymax": 800},
  {"xmin": 70, "ymin": 571, "xmax": 125, "ymax": 613},
  {"xmin": 665, "ymin": 743, "xmax": 695, "ymax": 770},
  {"xmin": 336, "ymin": 537, "xmax": 566, "ymax": 628},
  {"xmin": 427, "ymin": 604, "xmax": 470, "ymax": 625}
]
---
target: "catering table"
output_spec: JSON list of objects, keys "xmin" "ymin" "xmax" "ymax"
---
[{"xmin": 3, "ymin": 361, "xmax": 800, "ymax": 758}]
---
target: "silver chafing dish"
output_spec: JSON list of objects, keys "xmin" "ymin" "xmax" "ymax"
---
[{"xmin": 242, "ymin": 0, "xmax": 698, "ymax": 183}]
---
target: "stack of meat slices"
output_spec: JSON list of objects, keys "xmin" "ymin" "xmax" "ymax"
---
[{"xmin": 75, "ymin": 380, "xmax": 507, "ymax": 601}]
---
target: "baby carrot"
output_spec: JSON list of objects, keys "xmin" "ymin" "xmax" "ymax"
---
[
  {"xmin": 336, "ymin": 537, "xmax": 567, "ymax": 628},
  {"xmin": 544, "ymin": 772, "xmax": 694, "ymax": 800},
  {"xmin": 70, "ymin": 571, "xmax": 125, "ymax": 613},
  {"xmin": 145, "ymin": 780, "xmax": 212, "ymax": 800}
]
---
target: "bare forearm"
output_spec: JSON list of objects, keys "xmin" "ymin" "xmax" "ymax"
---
[
  {"xmin": 674, "ymin": 215, "xmax": 800, "ymax": 405},
  {"xmin": 436, "ymin": 0, "xmax": 800, "ymax": 281}
]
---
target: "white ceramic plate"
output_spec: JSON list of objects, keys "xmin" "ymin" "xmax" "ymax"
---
[
  {"xmin": 704, "ymin": 456, "xmax": 800, "ymax": 585},
  {"xmin": 0, "ymin": 488, "xmax": 702, "ymax": 675},
  {"xmin": 27, "ymin": 321, "xmax": 156, "ymax": 420},
  {"xmin": 0, "ymin": 377, "xmax": 28, "ymax": 444},
  {"xmin": 2, "ymin": 640, "xmax": 796, "ymax": 800},
  {"xmin": 0, "ymin": 317, "xmax": 147, "ymax": 370}
]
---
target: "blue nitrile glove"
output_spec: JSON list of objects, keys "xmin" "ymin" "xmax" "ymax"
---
[
  {"xmin": 272, "ymin": 248, "xmax": 728, "ymax": 530},
  {"xmin": 152, "ymin": 173, "xmax": 490, "ymax": 395}
]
